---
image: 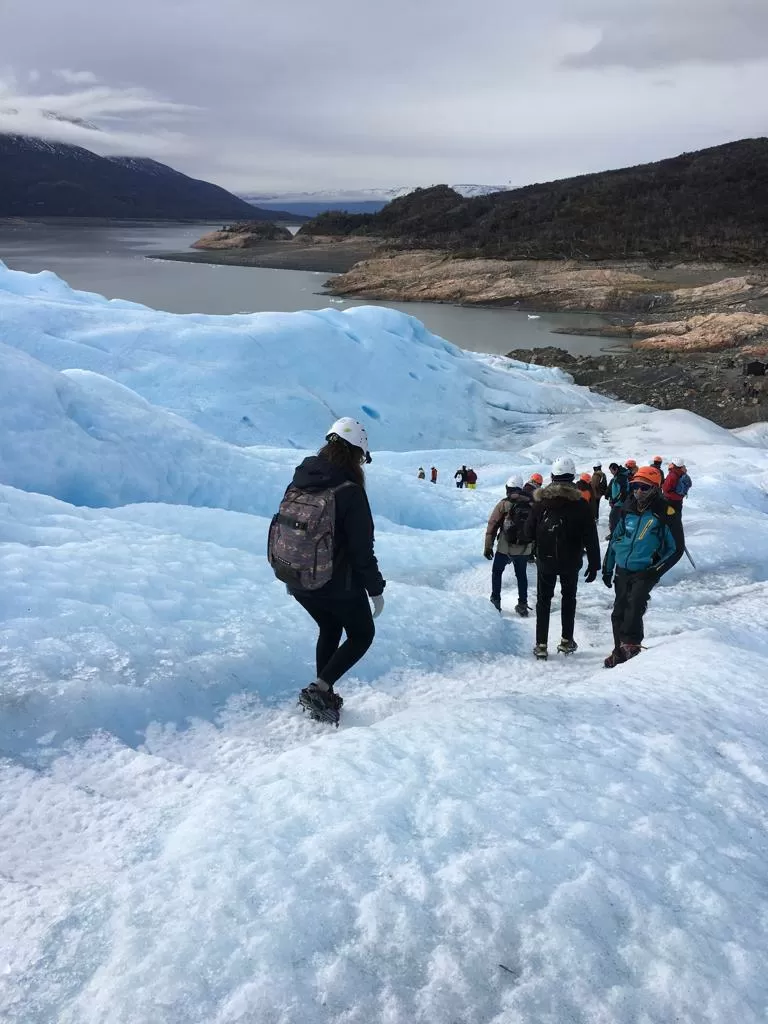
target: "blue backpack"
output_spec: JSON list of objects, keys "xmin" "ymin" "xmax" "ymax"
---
[{"xmin": 675, "ymin": 473, "xmax": 692, "ymax": 498}]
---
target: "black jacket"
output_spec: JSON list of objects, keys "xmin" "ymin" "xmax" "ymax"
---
[
  {"xmin": 524, "ymin": 481, "xmax": 601, "ymax": 573},
  {"xmin": 290, "ymin": 455, "xmax": 385, "ymax": 598}
]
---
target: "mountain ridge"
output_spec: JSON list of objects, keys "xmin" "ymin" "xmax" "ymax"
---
[
  {"xmin": 299, "ymin": 139, "xmax": 768, "ymax": 262},
  {"xmin": 0, "ymin": 134, "xmax": 301, "ymax": 221}
]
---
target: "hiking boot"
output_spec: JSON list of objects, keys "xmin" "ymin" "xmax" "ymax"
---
[
  {"xmin": 533, "ymin": 643, "xmax": 548, "ymax": 660},
  {"xmin": 515, "ymin": 602, "xmax": 530, "ymax": 617},
  {"xmin": 298, "ymin": 683, "xmax": 342, "ymax": 724},
  {"xmin": 557, "ymin": 638, "xmax": 578, "ymax": 655},
  {"xmin": 604, "ymin": 647, "xmax": 626, "ymax": 669},
  {"xmin": 620, "ymin": 642, "xmax": 642, "ymax": 661},
  {"xmin": 490, "ymin": 596, "xmax": 502, "ymax": 613}
]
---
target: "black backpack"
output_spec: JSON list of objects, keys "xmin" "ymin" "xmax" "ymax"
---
[
  {"xmin": 501, "ymin": 499, "xmax": 531, "ymax": 546},
  {"xmin": 535, "ymin": 506, "xmax": 569, "ymax": 565}
]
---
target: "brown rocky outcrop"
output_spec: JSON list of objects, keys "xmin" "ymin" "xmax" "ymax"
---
[
  {"xmin": 327, "ymin": 251, "xmax": 768, "ymax": 313},
  {"xmin": 193, "ymin": 221, "xmax": 292, "ymax": 249}
]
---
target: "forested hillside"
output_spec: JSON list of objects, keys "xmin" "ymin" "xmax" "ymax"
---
[{"xmin": 299, "ymin": 140, "xmax": 768, "ymax": 261}]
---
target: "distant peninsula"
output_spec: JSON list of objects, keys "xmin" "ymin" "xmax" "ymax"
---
[{"xmin": 0, "ymin": 133, "xmax": 303, "ymax": 221}]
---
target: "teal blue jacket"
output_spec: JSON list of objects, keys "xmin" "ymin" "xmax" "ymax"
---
[{"xmin": 604, "ymin": 494, "xmax": 685, "ymax": 577}]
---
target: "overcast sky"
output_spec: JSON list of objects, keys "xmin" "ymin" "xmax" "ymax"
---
[{"xmin": 1, "ymin": 0, "xmax": 766, "ymax": 193}]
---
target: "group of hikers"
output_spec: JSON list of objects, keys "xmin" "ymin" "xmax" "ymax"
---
[
  {"xmin": 454, "ymin": 465, "xmax": 478, "ymax": 489},
  {"xmin": 417, "ymin": 466, "xmax": 439, "ymax": 484},
  {"xmin": 484, "ymin": 456, "xmax": 691, "ymax": 664},
  {"xmin": 268, "ymin": 417, "xmax": 692, "ymax": 725}
]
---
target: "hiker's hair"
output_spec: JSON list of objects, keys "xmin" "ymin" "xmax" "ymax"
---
[{"xmin": 318, "ymin": 440, "xmax": 365, "ymax": 489}]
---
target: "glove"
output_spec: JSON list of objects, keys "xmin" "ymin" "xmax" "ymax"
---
[
  {"xmin": 602, "ymin": 572, "xmax": 613, "ymax": 588},
  {"xmin": 371, "ymin": 594, "xmax": 385, "ymax": 619},
  {"xmin": 484, "ymin": 549, "xmax": 493, "ymax": 560},
  {"xmin": 584, "ymin": 567, "xmax": 598, "ymax": 583}
]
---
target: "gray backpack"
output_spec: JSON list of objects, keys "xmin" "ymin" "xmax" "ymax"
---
[{"xmin": 268, "ymin": 482, "xmax": 353, "ymax": 590}]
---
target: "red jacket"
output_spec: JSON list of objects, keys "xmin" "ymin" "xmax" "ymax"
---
[{"xmin": 662, "ymin": 467, "xmax": 683, "ymax": 504}]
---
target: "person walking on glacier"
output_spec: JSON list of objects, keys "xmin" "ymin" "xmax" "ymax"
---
[
  {"xmin": 663, "ymin": 459, "xmax": 693, "ymax": 518},
  {"xmin": 268, "ymin": 417, "xmax": 385, "ymax": 725},
  {"xmin": 524, "ymin": 457, "xmax": 601, "ymax": 660},
  {"xmin": 484, "ymin": 475, "xmax": 534, "ymax": 617},
  {"xmin": 602, "ymin": 465, "xmax": 685, "ymax": 667}
]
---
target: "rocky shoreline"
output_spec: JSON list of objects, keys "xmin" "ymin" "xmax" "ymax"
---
[{"xmin": 507, "ymin": 346, "xmax": 768, "ymax": 428}]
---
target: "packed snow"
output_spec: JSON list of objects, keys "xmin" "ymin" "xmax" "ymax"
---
[{"xmin": 1, "ymin": 263, "xmax": 768, "ymax": 1024}]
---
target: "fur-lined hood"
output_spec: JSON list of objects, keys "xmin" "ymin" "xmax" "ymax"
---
[{"xmin": 533, "ymin": 482, "xmax": 582, "ymax": 504}]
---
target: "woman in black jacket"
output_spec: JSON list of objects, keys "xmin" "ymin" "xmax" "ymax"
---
[{"xmin": 288, "ymin": 417, "xmax": 385, "ymax": 723}]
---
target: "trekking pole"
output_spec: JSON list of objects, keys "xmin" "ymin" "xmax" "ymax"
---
[{"xmin": 684, "ymin": 546, "xmax": 696, "ymax": 569}]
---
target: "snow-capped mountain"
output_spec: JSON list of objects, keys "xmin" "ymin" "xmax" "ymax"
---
[
  {"xmin": 241, "ymin": 184, "xmax": 511, "ymax": 217},
  {"xmin": 243, "ymin": 184, "xmax": 510, "ymax": 203}
]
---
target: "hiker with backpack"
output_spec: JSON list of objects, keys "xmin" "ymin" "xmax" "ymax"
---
[
  {"xmin": 607, "ymin": 462, "xmax": 631, "ymax": 538},
  {"xmin": 455, "ymin": 466, "xmax": 467, "ymax": 488},
  {"xmin": 484, "ymin": 475, "xmax": 534, "ymax": 616},
  {"xmin": 577, "ymin": 473, "xmax": 598, "ymax": 520},
  {"xmin": 417, "ymin": 467, "xmax": 426, "ymax": 480},
  {"xmin": 663, "ymin": 459, "xmax": 692, "ymax": 516},
  {"xmin": 465, "ymin": 468, "xmax": 478, "ymax": 489},
  {"xmin": 523, "ymin": 472, "xmax": 543, "ymax": 498},
  {"xmin": 430, "ymin": 466, "xmax": 438, "ymax": 484},
  {"xmin": 523, "ymin": 457, "xmax": 601, "ymax": 660},
  {"xmin": 591, "ymin": 463, "xmax": 608, "ymax": 520},
  {"xmin": 602, "ymin": 465, "xmax": 685, "ymax": 667},
  {"xmin": 268, "ymin": 417, "xmax": 385, "ymax": 725}
]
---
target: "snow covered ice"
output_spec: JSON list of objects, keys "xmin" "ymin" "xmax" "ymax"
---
[{"xmin": 1, "ymin": 263, "xmax": 768, "ymax": 1024}]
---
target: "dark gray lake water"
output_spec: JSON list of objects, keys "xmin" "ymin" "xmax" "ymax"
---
[{"xmin": 0, "ymin": 222, "xmax": 622, "ymax": 356}]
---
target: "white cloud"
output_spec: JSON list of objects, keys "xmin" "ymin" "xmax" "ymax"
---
[
  {"xmin": 0, "ymin": 76, "xmax": 194, "ymax": 158},
  {"xmin": 55, "ymin": 69, "xmax": 99, "ymax": 85}
]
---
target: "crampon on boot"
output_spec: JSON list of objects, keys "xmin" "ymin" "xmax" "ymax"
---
[
  {"xmin": 490, "ymin": 596, "xmax": 502, "ymax": 613},
  {"xmin": 557, "ymin": 637, "xmax": 578, "ymax": 655},
  {"xmin": 533, "ymin": 643, "xmax": 548, "ymax": 661},
  {"xmin": 620, "ymin": 642, "xmax": 642, "ymax": 661},
  {"xmin": 603, "ymin": 647, "xmax": 626, "ymax": 668},
  {"xmin": 298, "ymin": 683, "xmax": 343, "ymax": 726},
  {"xmin": 515, "ymin": 602, "xmax": 530, "ymax": 617}
]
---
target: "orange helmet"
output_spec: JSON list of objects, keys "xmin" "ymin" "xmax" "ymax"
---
[
  {"xmin": 530, "ymin": 472, "xmax": 543, "ymax": 485},
  {"xmin": 631, "ymin": 465, "xmax": 662, "ymax": 487},
  {"xmin": 625, "ymin": 459, "xmax": 638, "ymax": 469},
  {"xmin": 580, "ymin": 472, "xmax": 592, "ymax": 482}
]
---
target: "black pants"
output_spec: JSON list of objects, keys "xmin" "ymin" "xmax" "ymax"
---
[
  {"xmin": 611, "ymin": 571, "xmax": 656, "ymax": 647},
  {"xmin": 608, "ymin": 503, "xmax": 622, "ymax": 536},
  {"xmin": 535, "ymin": 567, "xmax": 579, "ymax": 645},
  {"xmin": 293, "ymin": 590, "xmax": 375, "ymax": 686},
  {"xmin": 491, "ymin": 552, "xmax": 529, "ymax": 604}
]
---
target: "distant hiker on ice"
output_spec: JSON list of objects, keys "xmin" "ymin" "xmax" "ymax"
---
[
  {"xmin": 418, "ymin": 467, "xmax": 426, "ymax": 480},
  {"xmin": 607, "ymin": 462, "xmax": 631, "ymax": 538},
  {"xmin": 430, "ymin": 466, "xmax": 438, "ymax": 484},
  {"xmin": 652, "ymin": 456, "xmax": 664, "ymax": 477},
  {"xmin": 591, "ymin": 463, "xmax": 608, "ymax": 520},
  {"xmin": 577, "ymin": 473, "xmax": 597, "ymax": 520},
  {"xmin": 268, "ymin": 417, "xmax": 385, "ymax": 726},
  {"xmin": 465, "ymin": 468, "xmax": 478, "ymax": 489},
  {"xmin": 523, "ymin": 472, "xmax": 543, "ymax": 498},
  {"xmin": 484, "ymin": 475, "xmax": 533, "ymax": 617},
  {"xmin": 524, "ymin": 457, "xmax": 600, "ymax": 660},
  {"xmin": 602, "ymin": 465, "xmax": 685, "ymax": 667},
  {"xmin": 663, "ymin": 459, "xmax": 692, "ymax": 517},
  {"xmin": 455, "ymin": 465, "xmax": 467, "ymax": 488},
  {"xmin": 625, "ymin": 459, "xmax": 638, "ymax": 480}
]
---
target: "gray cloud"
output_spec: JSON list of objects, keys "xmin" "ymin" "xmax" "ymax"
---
[
  {"xmin": 1, "ymin": 0, "xmax": 766, "ymax": 190},
  {"xmin": 561, "ymin": 0, "xmax": 768, "ymax": 68}
]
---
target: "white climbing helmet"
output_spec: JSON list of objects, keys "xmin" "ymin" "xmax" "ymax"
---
[
  {"xmin": 326, "ymin": 417, "xmax": 372, "ymax": 462},
  {"xmin": 670, "ymin": 457, "xmax": 685, "ymax": 469},
  {"xmin": 551, "ymin": 456, "xmax": 576, "ymax": 477},
  {"xmin": 505, "ymin": 475, "xmax": 523, "ymax": 489}
]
